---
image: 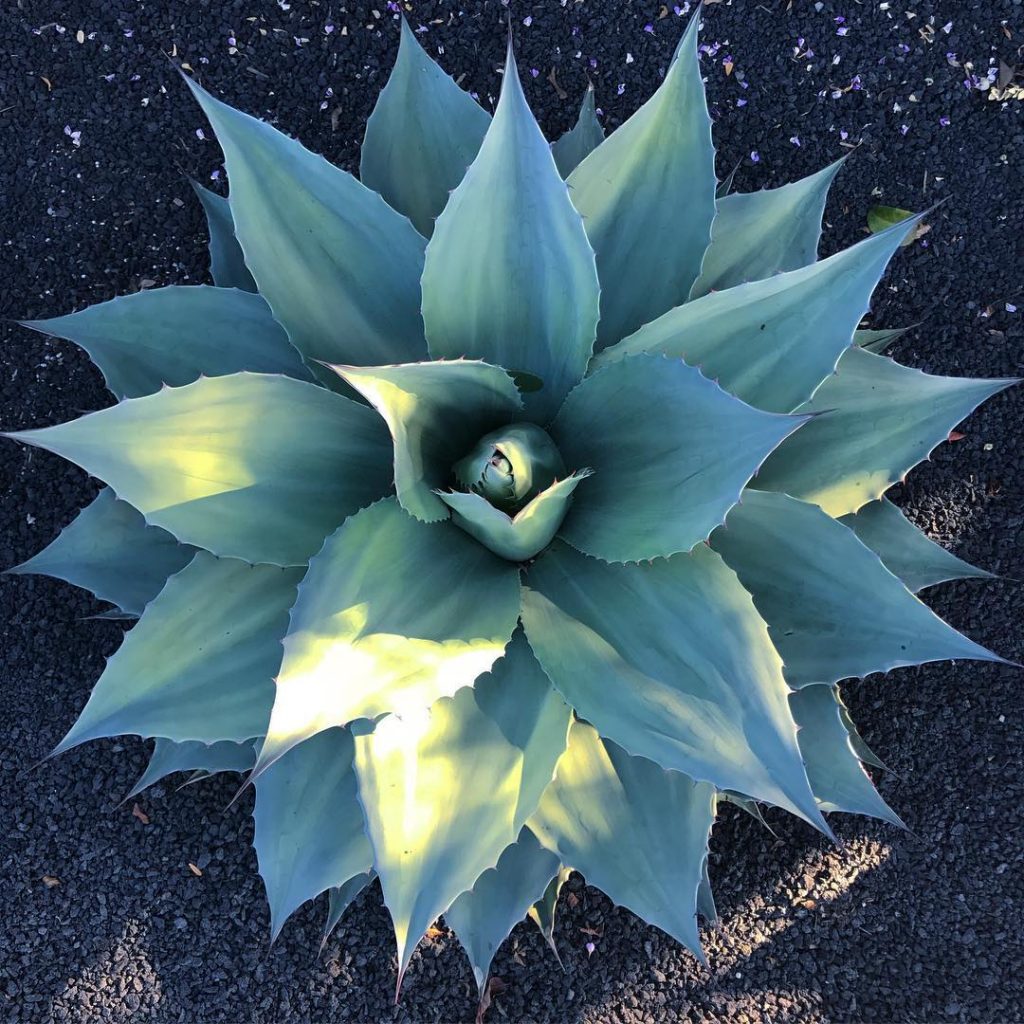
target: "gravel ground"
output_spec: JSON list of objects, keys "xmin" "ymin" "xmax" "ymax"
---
[{"xmin": 2, "ymin": 1, "xmax": 1022, "ymax": 1021}]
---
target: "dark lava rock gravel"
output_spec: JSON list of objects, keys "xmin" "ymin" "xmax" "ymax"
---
[{"xmin": 1, "ymin": 1, "xmax": 1022, "ymax": 1021}]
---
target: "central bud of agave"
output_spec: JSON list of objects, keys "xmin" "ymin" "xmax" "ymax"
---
[{"xmin": 438, "ymin": 422, "xmax": 588, "ymax": 563}]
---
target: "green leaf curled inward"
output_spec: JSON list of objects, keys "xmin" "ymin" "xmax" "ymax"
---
[
  {"xmin": 4, "ymin": 373, "xmax": 393, "ymax": 566},
  {"xmin": 551, "ymin": 84, "xmax": 604, "ymax": 178},
  {"xmin": 551, "ymin": 354, "xmax": 804, "ymax": 562},
  {"xmin": 254, "ymin": 499, "xmax": 524, "ymax": 776},
  {"xmin": 854, "ymin": 325, "xmax": 912, "ymax": 355},
  {"xmin": 322, "ymin": 872, "xmax": 375, "ymax": 949},
  {"xmin": 528, "ymin": 720, "xmax": 716, "ymax": 961},
  {"xmin": 711, "ymin": 490, "xmax": 1004, "ymax": 688},
  {"xmin": 754, "ymin": 345, "xmax": 1018, "ymax": 516},
  {"xmin": 125, "ymin": 737, "xmax": 256, "ymax": 801},
  {"xmin": 52, "ymin": 552, "xmax": 303, "ymax": 755},
  {"xmin": 353, "ymin": 633, "xmax": 571, "ymax": 991},
  {"xmin": 184, "ymin": 75, "xmax": 428, "ymax": 368},
  {"xmin": 7, "ymin": 487, "xmax": 194, "ymax": 616},
  {"xmin": 253, "ymin": 728, "xmax": 373, "ymax": 942},
  {"xmin": 567, "ymin": 9, "xmax": 715, "ymax": 349},
  {"xmin": 421, "ymin": 39, "xmax": 600, "ymax": 423},
  {"xmin": 521, "ymin": 541, "xmax": 829, "ymax": 832},
  {"xmin": 331, "ymin": 360, "xmax": 522, "ymax": 523},
  {"xmin": 527, "ymin": 865, "xmax": 573, "ymax": 962},
  {"xmin": 21, "ymin": 285, "xmax": 313, "ymax": 401},
  {"xmin": 594, "ymin": 216, "xmax": 923, "ymax": 414},
  {"xmin": 189, "ymin": 180, "xmax": 258, "ymax": 292},
  {"xmin": 867, "ymin": 204, "xmax": 928, "ymax": 245},
  {"xmin": 360, "ymin": 18, "xmax": 491, "ymax": 237}
]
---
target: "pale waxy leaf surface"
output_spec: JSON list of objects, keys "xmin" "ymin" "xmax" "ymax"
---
[
  {"xmin": 185, "ymin": 77, "xmax": 427, "ymax": 367},
  {"xmin": 421, "ymin": 42, "xmax": 600, "ymax": 423},
  {"xmin": 126, "ymin": 737, "xmax": 256, "ymax": 800},
  {"xmin": 322, "ymin": 872, "xmax": 375, "ymax": 948},
  {"xmin": 6, "ymin": 373, "xmax": 393, "ymax": 566},
  {"xmin": 551, "ymin": 355, "xmax": 803, "ymax": 562},
  {"xmin": 331, "ymin": 360, "xmax": 522, "ymax": 523},
  {"xmin": 755, "ymin": 346, "xmax": 1018, "ymax": 515},
  {"xmin": 529, "ymin": 720, "xmax": 716, "ymax": 960},
  {"xmin": 360, "ymin": 18, "xmax": 490, "ymax": 237},
  {"xmin": 446, "ymin": 827, "xmax": 560, "ymax": 990},
  {"xmin": 521, "ymin": 541, "xmax": 828, "ymax": 830},
  {"xmin": 711, "ymin": 490, "xmax": 1002, "ymax": 688},
  {"xmin": 21, "ymin": 285, "xmax": 312, "ymax": 400},
  {"xmin": 855, "ymin": 325, "xmax": 911, "ymax": 354},
  {"xmin": 8, "ymin": 487, "xmax": 194, "ymax": 616},
  {"xmin": 567, "ymin": 11, "xmax": 715, "ymax": 349},
  {"xmin": 189, "ymin": 181, "xmax": 258, "ymax": 292},
  {"xmin": 437, "ymin": 472, "xmax": 592, "ymax": 562},
  {"xmin": 689, "ymin": 158, "xmax": 845, "ymax": 298},
  {"xmin": 792, "ymin": 685, "xmax": 903, "ymax": 827},
  {"xmin": 840, "ymin": 497, "xmax": 994, "ymax": 592},
  {"xmin": 256, "ymin": 499, "xmax": 523, "ymax": 775},
  {"xmin": 254, "ymin": 727, "xmax": 374, "ymax": 942},
  {"xmin": 53, "ymin": 552, "xmax": 302, "ymax": 754},
  {"xmin": 593, "ymin": 218, "xmax": 919, "ymax": 414},
  {"xmin": 551, "ymin": 85, "xmax": 604, "ymax": 178},
  {"xmin": 353, "ymin": 635, "xmax": 571, "ymax": 986}
]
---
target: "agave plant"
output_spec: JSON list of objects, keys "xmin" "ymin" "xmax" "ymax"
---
[{"xmin": 5, "ymin": 9, "xmax": 1015, "ymax": 997}]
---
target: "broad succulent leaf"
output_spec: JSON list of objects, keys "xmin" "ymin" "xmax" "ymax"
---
[
  {"xmin": 689, "ymin": 158, "xmax": 846, "ymax": 298},
  {"xmin": 567, "ymin": 10, "xmax": 714, "ymax": 349},
  {"xmin": 126, "ymin": 737, "xmax": 256, "ymax": 800},
  {"xmin": 253, "ymin": 727, "xmax": 374, "ymax": 942},
  {"xmin": 360, "ymin": 18, "xmax": 491, "ymax": 237},
  {"xmin": 445, "ymin": 827, "xmax": 560, "ymax": 990},
  {"xmin": 331, "ymin": 360, "xmax": 522, "ymax": 523},
  {"xmin": 551, "ymin": 355, "xmax": 804, "ymax": 561},
  {"xmin": 551, "ymin": 85, "xmax": 604, "ymax": 178},
  {"xmin": 792, "ymin": 685, "xmax": 904, "ymax": 827},
  {"xmin": 840, "ymin": 497, "xmax": 994, "ymax": 592},
  {"xmin": 529, "ymin": 720, "xmax": 716, "ymax": 960},
  {"xmin": 21, "ymin": 285, "xmax": 311, "ymax": 400},
  {"xmin": 184, "ymin": 77, "xmax": 428, "ymax": 367},
  {"xmin": 711, "ymin": 490, "xmax": 1001, "ymax": 687},
  {"xmin": 756, "ymin": 346, "xmax": 1018, "ymax": 515},
  {"xmin": 7, "ymin": 487, "xmax": 194, "ymax": 616},
  {"xmin": 5, "ymin": 374, "xmax": 393, "ymax": 566},
  {"xmin": 52, "ymin": 552, "xmax": 302, "ymax": 753},
  {"xmin": 593, "ymin": 218, "xmax": 919, "ymax": 414},
  {"xmin": 189, "ymin": 180, "xmax": 258, "ymax": 292},
  {"xmin": 421, "ymin": 41, "xmax": 600, "ymax": 423},
  {"xmin": 353, "ymin": 640, "xmax": 571, "ymax": 988},
  {"xmin": 521, "ymin": 541, "xmax": 828, "ymax": 831},
  {"xmin": 255, "ymin": 499, "xmax": 523, "ymax": 775},
  {"xmin": 322, "ymin": 872, "xmax": 375, "ymax": 948},
  {"xmin": 527, "ymin": 865, "xmax": 572, "ymax": 960},
  {"xmin": 855, "ymin": 325, "xmax": 911, "ymax": 354},
  {"xmin": 436, "ymin": 472, "xmax": 592, "ymax": 562}
]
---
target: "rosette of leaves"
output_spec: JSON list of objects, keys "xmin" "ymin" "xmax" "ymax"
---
[{"xmin": 5, "ymin": 10, "xmax": 1015, "ymax": 997}]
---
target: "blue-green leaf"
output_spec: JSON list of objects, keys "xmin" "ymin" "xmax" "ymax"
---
[
  {"xmin": 711, "ymin": 490, "xmax": 1003, "ymax": 687},
  {"xmin": 52, "ymin": 552, "xmax": 302, "ymax": 754},
  {"xmin": 529, "ymin": 720, "xmax": 716, "ymax": 961},
  {"xmin": 21, "ymin": 285, "xmax": 312, "ymax": 400},
  {"xmin": 126, "ymin": 737, "xmax": 256, "ymax": 800},
  {"xmin": 446, "ymin": 828, "xmax": 560, "ymax": 990},
  {"xmin": 189, "ymin": 181, "xmax": 257, "ymax": 292},
  {"xmin": 331, "ymin": 360, "xmax": 522, "ymax": 523},
  {"xmin": 551, "ymin": 355, "xmax": 803, "ymax": 562},
  {"xmin": 322, "ymin": 872, "xmax": 375, "ymax": 948},
  {"xmin": 5, "ymin": 373, "xmax": 393, "ymax": 566},
  {"xmin": 184, "ymin": 77, "xmax": 427, "ymax": 367},
  {"xmin": 8, "ymin": 487, "xmax": 194, "ymax": 616},
  {"xmin": 690, "ymin": 158, "xmax": 846, "ymax": 298},
  {"xmin": 593, "ymin": 218, "xmax": 920, "ymax": 414},
  {"xmin": 421, "ymin": 41, "xmax": 600, "ymax": 423},
  {"xmin": 360, "ymin": 19, "xmax": 491, "ymax": 237},
  {"xmin": 567, "ymin": 11, "xmax": 715, "ymax": 349},
  {"xmin": 755, "ymin": 346, "xmax": 1018, "ymax": 515},
  {"xmin": 521, "ymin": 542, "xmax": 828, "ymax": 831},
  {"xmin": 792, "ymin": 685, "xmax": 903, "ymax": 827},
  {"xmin": 527, "ymin": 866, "xmax": 572, "ymax": 962},
  {"xmin": 551, "ymin": 85, "xmax": 604, "ymax": 178},
  {"xmin": 255, "ymin": 499, "xmax": 523, "ymax": 775},
  {"xmin": 254, "ymin": 728, "xmax": 374, "ymax": 942},
  {"xmin": 840, "ymin": 497, "xmax": 994, "ymax": 592}
]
